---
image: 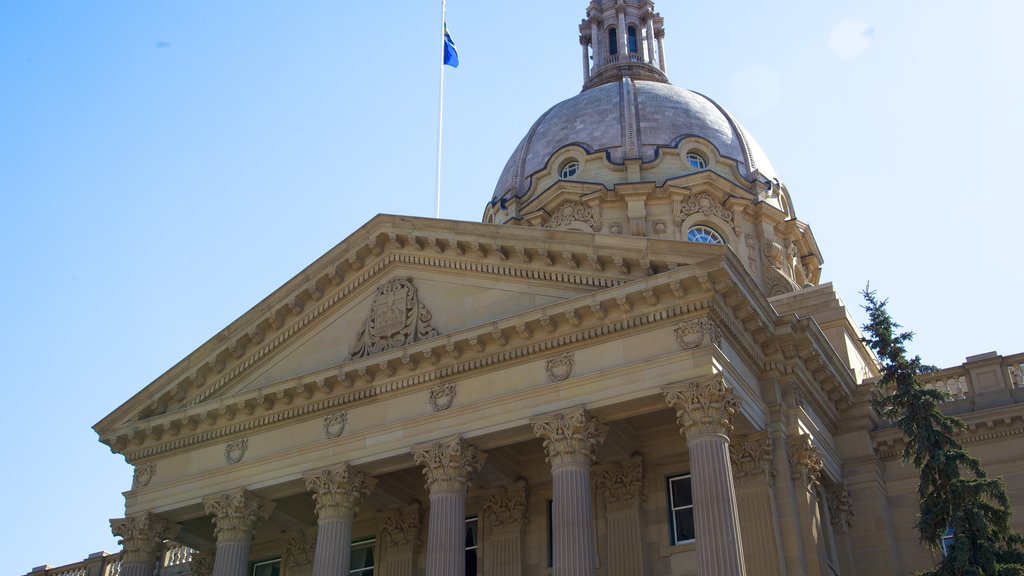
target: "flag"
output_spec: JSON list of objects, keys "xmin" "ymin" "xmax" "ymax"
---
[{"xmin": 443, "ymin": 22, "xmax": 459, "ymax": 68}]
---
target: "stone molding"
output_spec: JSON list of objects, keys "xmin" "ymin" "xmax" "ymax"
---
[
  {"xmin": 828, "ymin": 485, "xmax": 854, "ymax": 533},
  {"xmin": 482, "ymin": 479, "xmax": 528, "ymax": 529},
  {"xmin": 351, "ymin": 278, "xmax": 438, "ymax": 359},
  {"xmin": 379, "ymin": 503, "xmax": 422, "ymax": 547},
  {"xmin": 531, "ymin": 406, "xmax": 608, "ymax": 469},
  {"xmin": 322, "ymin": 411, "xmax": 348, "ymax": 439},
  {"xmin": 730, "ymin": 432, "xmax": 774, "ymax": 482},
  {"xmin": 109, "ymin": 512, "xmax": 179, "ymax": 564},
  {"xmin": 202, "ymin": 489, "xmax": 275, "ymax": 542},
  {"xmin": 189, "ymin": 549, "xmax": 215, "ymax": 576},
  {"xmin": 284, "ymin": 530, "xmax": 317, "ymax": 571},
  {"xmin": 412, "ymin": 435, "xmax": 486, "ymax": 495},
  {"xmin": 673, "ymin": 317, "xmax": 722, "ymax": 350},
  {"xmin": 663, "ymin": 376, "xmax": 739, "ymax": 438},
  {"xmin": 594, "ymin": 453, "xmax": 646, "ymax": 513},
  {"xmin": 787, "ymin": 434, "xmax": 823, "ymax": 489},
  {"xmin": 303, "ymin": 464, "xmax": 376, "ymax": 521},
  {"xmin": 545, "ymin": 352, "xmax": 575, "ymax": 382},
  {"xmin": 429, "ymin": 382, "xmax": 457, "ymax": 412}
]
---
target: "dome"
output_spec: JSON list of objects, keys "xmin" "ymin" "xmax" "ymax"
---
[{"xmin": 491, "ymin": 79, "xmax": 779, "ymax": 204}]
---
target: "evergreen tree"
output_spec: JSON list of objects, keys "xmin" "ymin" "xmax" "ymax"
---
[{"xmin": 861, "ymin": 287, "xmax": 1024, "ymax": 575}]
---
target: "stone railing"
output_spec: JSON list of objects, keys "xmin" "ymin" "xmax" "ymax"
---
[
  {"xmin": 26, "ymin": 552, "xmax": 122, "ymax": 576},
  {"xmin": 915, "ymin": 351, "xmax": 1024, "ymax": 411},
  {"xmin": 163, "ymin": 543, "xmax": 196, "ymax": 567}
]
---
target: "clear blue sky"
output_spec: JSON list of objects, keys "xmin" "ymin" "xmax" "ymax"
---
[{"xmin": 2, "ymin": 0, "xmax": 1022, "ymax": 571}]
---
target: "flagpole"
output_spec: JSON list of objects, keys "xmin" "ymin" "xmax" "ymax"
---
[{"xmin": 435, "ymin": 0, "xmax": 446, "ymax": 219}]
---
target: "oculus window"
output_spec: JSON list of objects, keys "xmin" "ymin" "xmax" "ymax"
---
[
  {"xmin": 668, "ymin": 474, "xmax": 696, "ymax": 545},
  {"xmin": 560, "ymin": 161, "xmax": 580, "ymax": 179},
  {"xmin": 687, "ymin": 225, "xmax": 725, "ymax": 245},
  {"xmin": 686, "ymin": 153, "xmax": 707, "ymax": 170}
]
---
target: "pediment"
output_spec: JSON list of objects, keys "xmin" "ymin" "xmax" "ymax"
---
[{"xmin": 96, "ymin": 215, "xmax": 741, "ymax": 447}]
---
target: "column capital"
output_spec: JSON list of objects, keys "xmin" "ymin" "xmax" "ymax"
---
[
  {"xmin": 110, "ymin": 512, "xmax": 180, "ymax": 564},
  {"xmin": 593, "ymin": 453, "xmax": 645, "ymax": 513},
  {"xmin": 303, "ymin": 463, "xmax": 376, "ymax": 520},
  {"xmin": 481, "ymin": 480, "xmax": 528, "ymax": 529},
  {"xmin": 202, "ymin": 489, "xmax": 275, "ymax": 542},
  {"xmin": 730, "ymin": 432, "xmax": 774, "ymax": 485},
  {"xmin": 412, "ymin": 435, "xmax": 486, "ymax": 495},
  {"xmin": 189, "ymin": 549, "xmax": 215, "ymax": 576},
  {"xmin": 531, "ymin": 405, "xmax": 608, "ymax": 469},
  {"xmin": 787, "ymin": 434, "xmax": 824, "ymax": 489},
  {"xmin": 379, "ymin": 503, "xmax": 422, "ymax": 547},
  {"xmin": 663, "ymin": 375, "xmax": 739, "ymax": 438},
  {"xmin": 828, "ymin": 485, "xmax": 855, "ymax": 533}
]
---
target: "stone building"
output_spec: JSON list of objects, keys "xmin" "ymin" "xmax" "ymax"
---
[{"xmin": 37, "ymin": 1, "xmax": 1024, "ymax": 576}]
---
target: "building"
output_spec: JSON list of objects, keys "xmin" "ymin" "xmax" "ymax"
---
[{"xmin": 34, "ymin": 1, "xmax": 1024, "ymax": 575}]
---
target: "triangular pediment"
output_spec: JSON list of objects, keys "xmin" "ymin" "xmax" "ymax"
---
[{"xmin": 94, "ymin": 214, "xmax": 754, "ymax": 456}]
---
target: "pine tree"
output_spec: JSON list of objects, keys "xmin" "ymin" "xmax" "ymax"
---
[{"xmin": 861, "ymin": 287, "xmax": 1024, "ymax": 575}]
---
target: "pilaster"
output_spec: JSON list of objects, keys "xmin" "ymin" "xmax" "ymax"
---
[
  {"xmin": 787, "ymin": 434, "xmax": 825, "ymax": 576},
  {"xmin": 594, "ymin": 454, "xmax": 645, "ymax": 576},
  {"xmin": 730, "ymin": 433, "xmax": 785, "ymax": 576},
  {"xmin": 481, "ymin": 480, "xmax": 529, "ymax": 576},
  {"xmin": 377, "ymin": 503, "xmax": 422, "ymax": 576}
]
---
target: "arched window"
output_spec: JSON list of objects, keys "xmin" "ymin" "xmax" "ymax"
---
[
  {"xmin": 687, "ymin": 225, "xmax": 725, "ymax": 245},
  {"xmin": 627, "ymin": 26, "xmax": 639, "ymax": 56},
  {"xmin": 608, "ymin": 27, "xmax": 619, "ymax": 56},
  {"xmin": 560, "ymin": 161, "xmax": 580, "ymax": 179},
  {"xmin": 686, "ymin": 153, "xmax": 707, "ymax": 170}
]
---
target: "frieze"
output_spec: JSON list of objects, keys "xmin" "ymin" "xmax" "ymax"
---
[
  {"xmin": 351, "ymin": 278, "xmax": 438, "ymax": 359},
  {"xmin": 429, "ymin": 382, "xmax": 457, "ymax": 412}
]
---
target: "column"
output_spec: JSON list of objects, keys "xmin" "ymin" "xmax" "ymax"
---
[
  {"xmin": 203, "ymin": 489, "xmax": 275, "ymax": 576},
  {"xmin": 110, "ymin": 512, "xmax": 180, "ymax": 576},
  {"xmin": 481, "ymin": 480, "xmax": 528, "ymax": 576},
  {"xmin": 581, "ymin": 36, "xmax": 591, "ymax": 82},
  {"xmin": 377, "ymin": 504, "xmax": 422, "ymax": 576},
  {"xmin": 531, "ymin": 406, "xmax": 608, "ymax": 576},
  {"xmin": 731, "ymin": 434, "xmax": 786, "ymax": 576},
  {"xmin": 304, "ymin": 464, "xmax": 377, "ymax": 576},
  {"xmin": 413, "ymin": 435, "xmax": 487, "ymax": 576},
  {"xmin": 788, "ymin": 435, "xmax": 825, "ymax": 576},
  {"xmin": 655, "ymin": 29, "xmax": 666, "ymax": 72},
  {"xmin": 617, "ymin": 10, "xmax": 628, "ymax": 61},
  {"xmin": 645, "ymin": 18, "xmax": 656, "ymax": 64},
  {"xmin": 590, "ymin": 19, "xmax": 600, "ymax": 71},
  {"xmin": 664, "ymin": 376, "xmax": 747, "ymax": 576},
  {"xmin": 593, "ymin": 454, "xmax": 645, "ymax": 576}
]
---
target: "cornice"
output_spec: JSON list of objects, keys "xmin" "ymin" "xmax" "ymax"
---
[
  {"xmin": 872, "ymin": 404, "xmax": 1024, "ymax": 460},
  {"xmin": 105, "ymin": 257, "xmax": 762, "ymax": 463}
]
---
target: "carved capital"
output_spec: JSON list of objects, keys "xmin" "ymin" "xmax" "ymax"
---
[
  {"xmin": 482, "ymin": 480, "xmax": 528, "ymax": 530},
  {"xmin": 663, "ymin": 376, "xmax": 739, "ymax": 438},
  {"xmin": 730, "ymin": 433, "xmax": 774, "ymax": 484},
  {"xmin": 284, "ymin": 530, "xmax": 317, "ymax": 571},
  {"xmin": 110, "ymin": 512, "xmax": 180, "ymax": 565},
  {"xmin": 787, "ymin": 434, "xmax": 824, "ymax": 489},
  {"xmin": 189, "ymin": 550, "xmax": 215, "ymax": 576},
  {"xmin": 673, "ymin": 318, "xmax": 722, "ymax": 350},
  {"xmin": 594, "ymin": 454, "xmax": 646, "ymax": 513},
  {"xmin": 304, "ymin": 464, "xmax": 377, "ymax": 520},
  {"xmin": 202, "ymin": 489, "xmax": 275, "ymax": 542},
  {"xmin": 531, "ymin": 406, "xmax": 608, "ymax": 469},
  {"xmin": 379, "ymin": 503, "xmax": 421, "ymax": 547},
  {"xmin": 828, "ymin": 485, "xmax": 855, "ymax": 533},
  {"xmin": 412, "ymin": 435, "xmax": 487, "ymax": 495}
]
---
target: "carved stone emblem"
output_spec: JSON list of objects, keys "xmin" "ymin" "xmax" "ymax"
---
[
  {"xmin": 545, "ymin": 201, "xmax": 598, "ymax": 230},
  {"xmin": 763, "ymin": 241, "xmax": 784, "ymax": 270},
  {"xmin": 609, "ymin": 223, "xmax": 623, "ymax": 235},
  {"xmin": 681, "ymin": 192, "xmax": 733, "ymax": 224},
  {"xmin": 133, "ymin": 462, "xmax": 156, "ymax": 488},
  {"xmin": 429, "ymin": 382, "xmax": 457, "ymax": 412},
  {"xmin": 323, "ymin": 411, "xmax": 349, "ymax": 439},
  {"xmin": 652, "ymin": 220, "xmax": 668, "ymax": 236},
  {"xmin": 673, "ymin": 318, "xmax": 722, "ymax": 350},
  {"xmin": 546, "ymin": 352, "xmax": 575, "ymax": 382},
  {"xmin": 225, "ymin": 438, "xmax": 248, "ymax": 465},
  {"xmin": 351, "ymin": 278, "xmax": 438, "ymax": 359},
  {"xmin": 828, "ymin": 485, "xmax": 855, "ymax": 532},
  {"xmin": 284, "ymin": 531, "xmax": 317, "ymax": 571}
]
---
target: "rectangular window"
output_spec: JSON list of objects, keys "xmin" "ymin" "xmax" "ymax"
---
[
  {"xmin": 351, "ymin": 538, "xmax": 375, "ymax": 575},
  {"xmin": 546, "ymin": 499, "xmax": 554, "ymax": 567},
  {"xmin": 466, "ymin": 516, "xmax": 479, "ymax": 575},
  {"xmin": 251, "ymin": 559, "xmax": 281, "ymax": 576},
  {"xmin": 668, "ymin": 474, "xmax": 695, "ymax": 545}
]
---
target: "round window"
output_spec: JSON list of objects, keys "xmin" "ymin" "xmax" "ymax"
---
[
  {"xmin": 687, "ymin": 225, "xmax": 724, "ymax": 244},
  {"xmin": 686, "ymin": 153, "xmax": 707, "ymax": 170},
  {"xmin": 560, "ymin": 161, "xmax": 580, "ymax": 179}
]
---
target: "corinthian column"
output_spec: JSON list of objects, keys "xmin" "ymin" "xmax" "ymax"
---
[
  {"xmin": 664, "ymin": 376, "xmax": 747, "ymax": 576},
  {"xmin": 110, "ymin": 512, "xmax": 180, "ymax": 576},
  {"xmin": 304, "ymin": 464, "xmax": 376, "ymax": 576},
  {"xmin": 413, "ymin": 435, "xmax": 487, "ymax": 576},
  {"xmin": 531, "ymin": 406, "xmax": 607, "ymax": 576},
  {"xmin": 203, "ymin": 489, "xmax": 275, "ymax": 576}
]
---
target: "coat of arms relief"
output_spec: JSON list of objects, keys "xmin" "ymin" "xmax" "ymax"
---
[{"xmin": 350, "ymin": 278, "xmax": 439, "ymax": 359}]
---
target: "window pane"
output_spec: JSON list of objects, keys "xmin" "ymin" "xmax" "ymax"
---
[
  {"xmin": 671, "ymin": 476, "xmax": 693, "ymax": 508},
  {"xmin": 674, "ymin": 509, "xmax": 695, "ymax": 543},
  {"xmin": 252, "ymin": 560, "xmax": 281, "ymax": 576}
]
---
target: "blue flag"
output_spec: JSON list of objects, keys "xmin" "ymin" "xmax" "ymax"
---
[{"xmin": 443, "ymin": 22, "xmax": 459, "ymax": 68}]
